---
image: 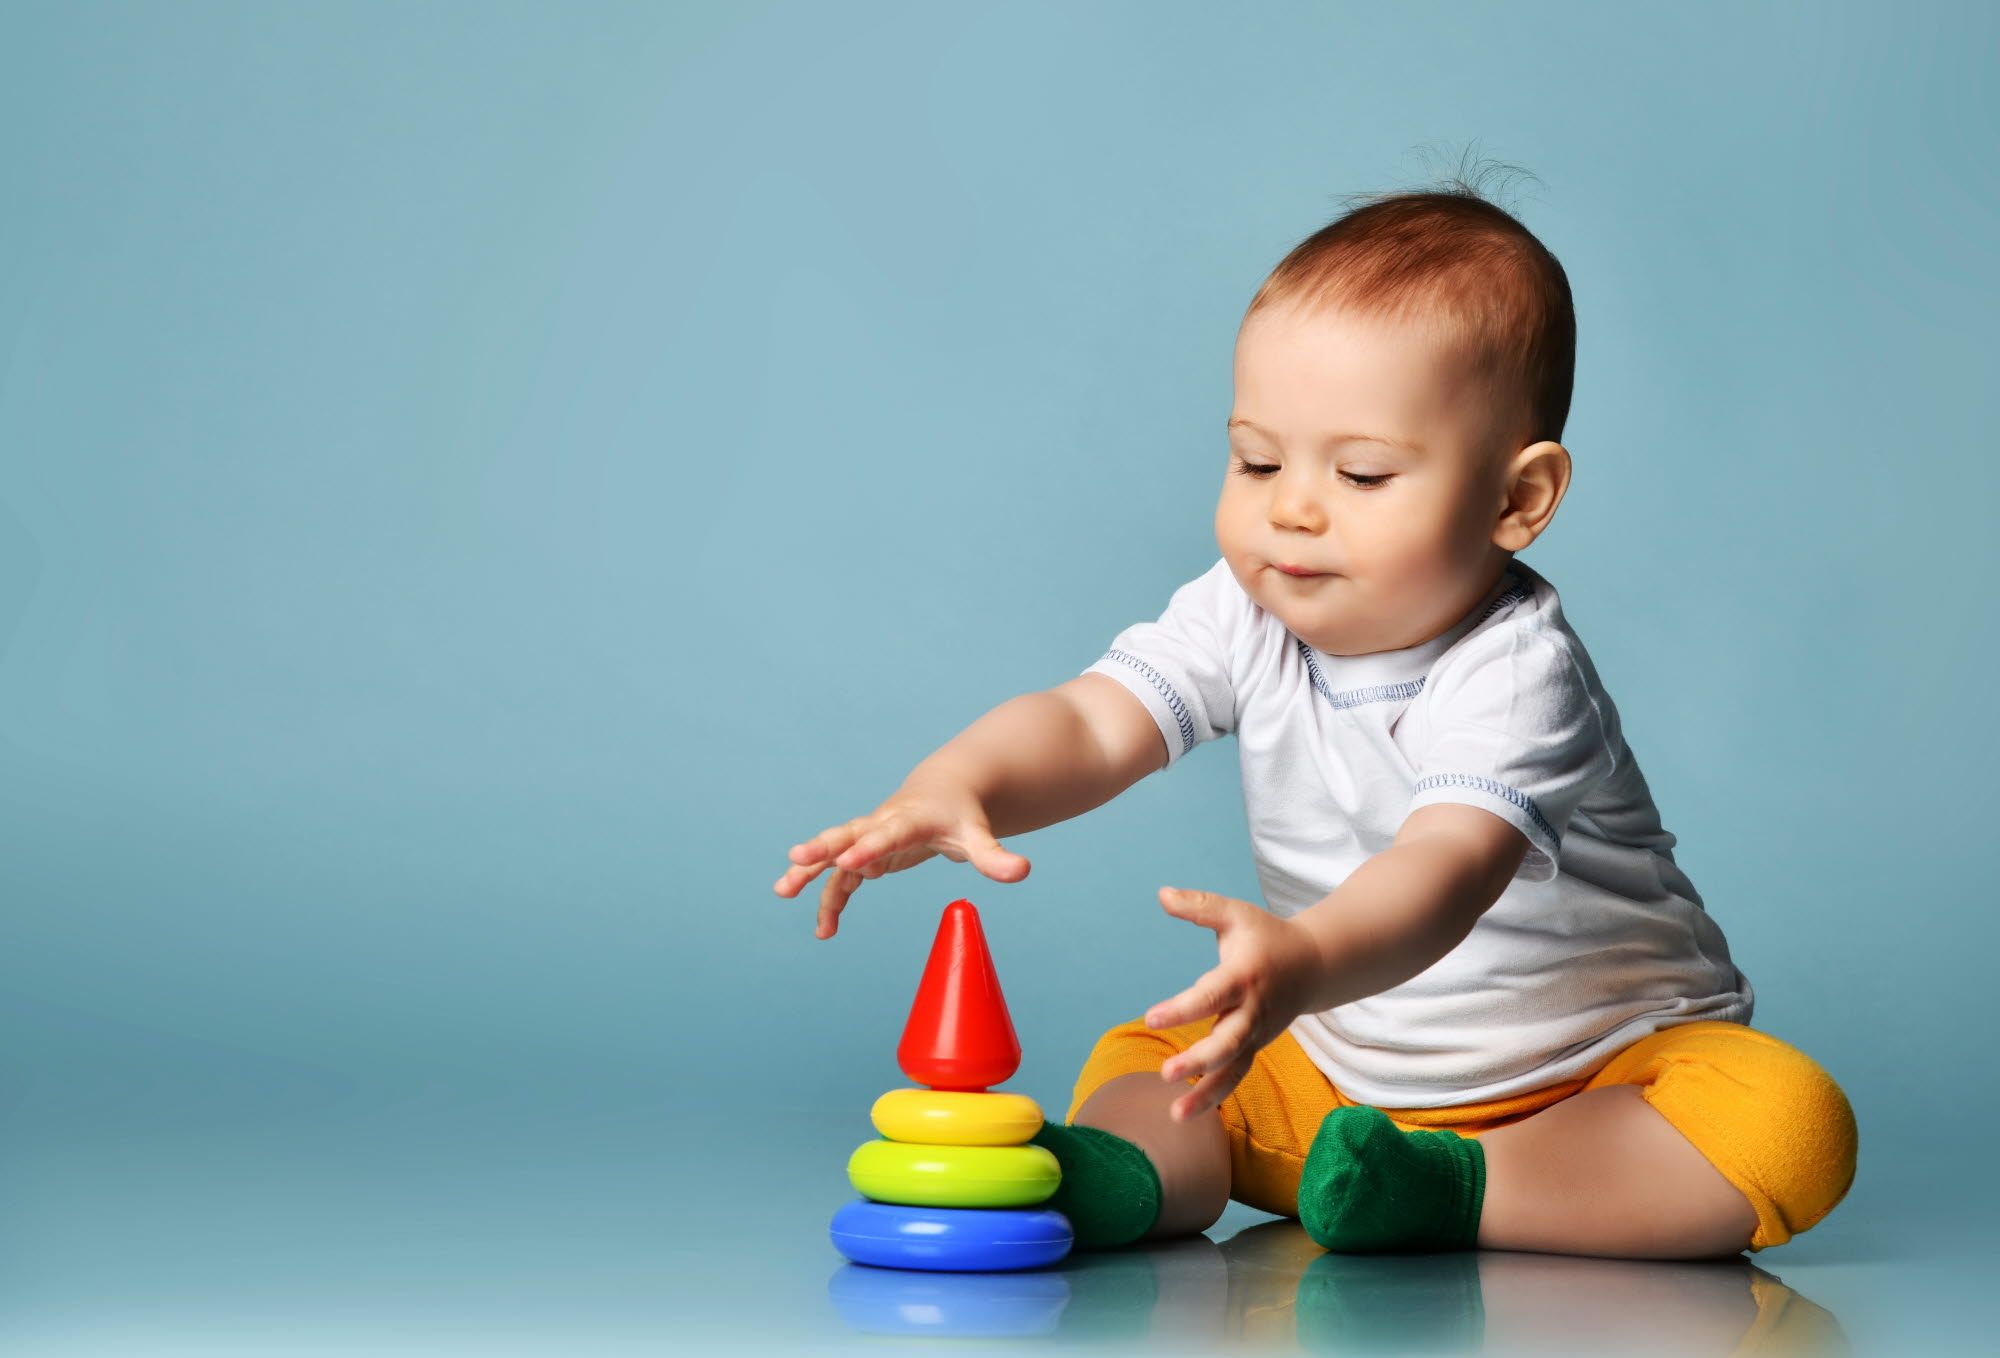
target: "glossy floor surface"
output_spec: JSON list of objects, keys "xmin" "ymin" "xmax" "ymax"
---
[{"xmin": 1, "ymin": 1093, "xmax": 1990, "ymax": 1355}]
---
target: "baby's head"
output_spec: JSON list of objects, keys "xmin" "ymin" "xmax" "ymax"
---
[{"xmin": 1217, "ymin": 186, "xmax": 1576, "ymax": 656}]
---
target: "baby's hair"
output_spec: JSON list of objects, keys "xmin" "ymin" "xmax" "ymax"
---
[{"xmin": 1247, "ymin": 145, "xmax": 1576, "ymax": 447}]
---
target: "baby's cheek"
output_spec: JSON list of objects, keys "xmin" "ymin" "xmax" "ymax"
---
[
  {"xmin": 1410, "ymin": 498, "xmax": 1487, "ymax": 578},
  {"xmin": 1373, "ymin": 522, "xmax": 1453, "ymax": 590}
]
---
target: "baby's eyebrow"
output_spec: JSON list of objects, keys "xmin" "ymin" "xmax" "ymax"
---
[{"xmin": 1227, "ymin": 417, "xmax": 1421, "ymax": 454}]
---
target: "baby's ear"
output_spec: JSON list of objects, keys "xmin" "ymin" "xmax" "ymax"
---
[{"xmin": 1492, "ymin": 440, "xmax": 1571, "ymax": 552}]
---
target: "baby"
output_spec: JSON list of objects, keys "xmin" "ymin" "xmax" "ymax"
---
[{"xmin": 775, "ymin": 183, "xmax": 1857, "ymax": 1261}]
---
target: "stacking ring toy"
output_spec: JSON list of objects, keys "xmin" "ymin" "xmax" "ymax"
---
[
  {"xmin": 871, "ymin": 1089, "xmax": 1045, "ymax": 1146},
  {"xmin": 829, "ymin": 1200, "xmax": 1074, "ymax": 1272},
  {"xmin": 848, "ymin": 1139, "xmax": 1061, "ymax": 1208}
]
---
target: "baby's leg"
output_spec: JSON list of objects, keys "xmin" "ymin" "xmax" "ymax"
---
[
  {"xmin": 1476, "ymin": 1084, "xmax": 1757, "ymax": 1257},
  {"xmin": 1296, "ymin": 1021, "xmax": 1856, "ymax": 1259},
  {"xmin": 1044, "ymin": 1013, "xmax": 1334, "ymax": 1247},
  {"xmin": 1482, "ymin": 1021, "xmax": 1856, "ymax": 1257},
  {"xmin": 1072, "ymin": 1071, "xmax": 1229, "ymax": 1239}
]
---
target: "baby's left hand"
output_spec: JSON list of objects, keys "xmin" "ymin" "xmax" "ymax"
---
[{"xmin": 1144, "ymin": 887, "xmax": 1331, "ymax": 1122}]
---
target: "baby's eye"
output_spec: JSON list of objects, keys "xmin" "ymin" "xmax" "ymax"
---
[
  {"xmin": 1340, "ymin": 471, "xmax": 1392, "ymax": 489},
  {"xmin": 1231, "ymin": 457, "xmax": 1279, "ymax": 478}
]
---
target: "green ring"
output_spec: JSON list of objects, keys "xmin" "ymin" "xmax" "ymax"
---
[{"xmin": 847, "ymin": 1138, "xmax": 1061, "ymax": 1208}]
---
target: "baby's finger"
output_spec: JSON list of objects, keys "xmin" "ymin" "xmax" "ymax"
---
[
  {"xmin": 1146, "ymin": 967, "xmax": 1241, "ymax": 1031},
  {"xmin": 1172, "ymin": 1052, "xmax": 1252, "ymax": 1122},
  {"xmin": 1160, "ymin": 1008, "xmax": 1253, "ymax": 1084},
  {"xmin": 790, "ymin": 819, "xmax": 866, "ymax": 866},
  {"xmin": 846, "ymin": 852, "xmax": 911, "ymax": 881},
  {"xmin": 816, "ymin": 866, "xmax": 864, "ymax": 939},
  {"xmin": 773, "ymin": 857, "xmax": 832, "ymax": 897},
  {"xmin": 969, "ymin": 830, "xmax": 1031, "ymax": 882},
  {"xmin": 834, "ymin": 814, "xmax": 911, "ymax": 872},
  {"xmin": 1159, "ymin": 886, "xmax": 1234, "ymax": 930}
]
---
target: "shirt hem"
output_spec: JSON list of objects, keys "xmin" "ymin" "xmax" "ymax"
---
[{"xmin": 1290, "ymin": 998, "xmax": 1756, "ymax": 1109}]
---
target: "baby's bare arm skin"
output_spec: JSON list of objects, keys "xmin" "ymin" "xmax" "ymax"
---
[
  {"xmin": 774, "ymin": 673, "xmax": 1165, "ymax": 937},
  {"xmin": 935, "ymin": 675, "xmax": 1167, "ymax": 841}
]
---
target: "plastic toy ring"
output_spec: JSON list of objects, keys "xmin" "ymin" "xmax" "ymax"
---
[
  {"xmin": 871, "ymin": 1088, "xmax": 1045, "ymax": 1146},
  {"xmin": 829, "ymin": 1200, "xmax": 1074, "ymax": 1272},
  {"xmin": 847, "ymin": 1138, "xmax": 1061, "ymax": 1208}
]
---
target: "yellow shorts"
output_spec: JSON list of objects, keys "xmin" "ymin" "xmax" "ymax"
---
[{"xmin": 1065, "ymin": 1016, "xmax": 1857, "ymax": 1252}]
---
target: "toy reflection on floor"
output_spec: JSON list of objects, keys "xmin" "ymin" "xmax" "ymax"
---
[
  {"xmin": 827, "ymin": 898, "xmax": 1074, "ymax": 1272},
  {"xmin": 827, "ymin": 1266, "xmax": 1072, "ymax": 1340},
  {"xmin": 829, "ymin": 1216, "xmax": 1849, "ymax": 1351}
]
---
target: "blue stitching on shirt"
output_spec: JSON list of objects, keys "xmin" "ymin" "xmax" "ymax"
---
[
  {"xmin": 1472, "ymin": 581, "xmax": 1532, "ymax": 627},
  {"xmin": 1413, "ymin": 772, "xmax": 1559, "ymax": 849},
  {"xmin": 1293, "ymin": 578, "xmax": 1529, "ymax": 713},
  {"xmin": 1296, "ymin": 637, "xmax": 1428, "ymax": 709},
  {"xmin": 1100, "ymin": 648, "xmax": 1196, "ymax": 756}
]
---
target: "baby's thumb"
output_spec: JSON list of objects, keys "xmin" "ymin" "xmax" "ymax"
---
[
  {"xmin": 1159, "ymin": 887, "xmax": 1228, "ymax": 928},
  {"xmin": 968, "ymin": 828, "xmax": 1031, "ymax": 882}
]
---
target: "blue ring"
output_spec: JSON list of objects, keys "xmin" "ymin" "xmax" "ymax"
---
[{"xmin": 829, "ymin": 1200, "xmax": 1073, "ymax": 1272}]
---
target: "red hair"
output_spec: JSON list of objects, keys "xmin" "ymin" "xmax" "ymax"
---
[{"xmin": 1245, "ymin": 185, "xmax": 1576, "ymax": 447}]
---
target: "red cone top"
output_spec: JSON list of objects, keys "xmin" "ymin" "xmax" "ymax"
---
[{"xmin": 897, "ymin": 898, "xmax": 1021, "ymax": 1092}]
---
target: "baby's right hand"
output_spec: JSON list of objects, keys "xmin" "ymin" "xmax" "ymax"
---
[{"xmin": 773, "ymin": 777, "xmax": 1031, "ymax": 939}]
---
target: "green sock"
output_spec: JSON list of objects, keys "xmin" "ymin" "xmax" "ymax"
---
[
  {"xmin": 1029, "ymin": 1122, "xmax": 1162, "ymax": 1250},
  {"xmin": 1297, "ymin": 1105, "xmax": 1485, "ymax": 1253}
]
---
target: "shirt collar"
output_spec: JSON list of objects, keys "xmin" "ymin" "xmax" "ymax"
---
[{"xmin": 1298, "ymin": 565, "xmax": 1528, "ymax": 695}]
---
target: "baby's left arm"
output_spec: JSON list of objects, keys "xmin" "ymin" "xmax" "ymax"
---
[{"xmin": 1145, "ymin": 804, "xmax": 1528, "ymax": 1121}]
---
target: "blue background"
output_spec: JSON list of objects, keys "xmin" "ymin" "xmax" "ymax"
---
[{"xmin": 2, "ymin": 1, "xmax": 1994, "ymax": 1351}]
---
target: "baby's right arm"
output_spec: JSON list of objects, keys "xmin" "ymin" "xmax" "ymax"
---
[{"xmin": 773, "ymin": 672, "xmax": 1165, "ymax": 938}]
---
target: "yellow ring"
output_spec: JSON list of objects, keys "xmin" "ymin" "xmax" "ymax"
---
[
  {"xmin": 847, "ymin": 1139, "xmax": 1061, "ymax": 1209},
  {"xmin": 870, "ymin": 1088, "xmax": 1045, "ymax": 1146}
]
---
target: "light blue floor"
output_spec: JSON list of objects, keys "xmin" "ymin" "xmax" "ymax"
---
[{"xmin": 1, "ymin": 1090, "xmax": 1991, "ymax": 1355}]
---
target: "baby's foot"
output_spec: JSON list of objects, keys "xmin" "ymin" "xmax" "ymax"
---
[
  {"xmin": 1297, "ymin": 1105, "xmax": 1485, "ymax": 1252},
  {"xmin": 1030, "ymin": 1121, "xmax": 1163, "ymax": 1250}
]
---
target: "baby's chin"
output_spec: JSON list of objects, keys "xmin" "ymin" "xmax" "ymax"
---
[
  {"xmin": 1229, "ymin": 560, "xmax": 1425, "ymax": 653},
  {"xmin": 1268, "ymin": 592, "xmax": 1432, "ymax": 657},
  {"xmin": 1255, "ymin": 585, "xmax": 1375, "ymax": 654},
  {"xmin": 1296, "ymin": 623, "xmax": 1396, "ymax": 657}
]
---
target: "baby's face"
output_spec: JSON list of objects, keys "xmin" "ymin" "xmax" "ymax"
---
[{"xmin": 1217, "ymin": 302, "xmax": 1519, "ymax": 656}]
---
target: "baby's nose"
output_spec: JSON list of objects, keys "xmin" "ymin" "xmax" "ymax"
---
[{"xmin": 1270, "ymin": 491, "xmax": 1325, "ymax": 531}]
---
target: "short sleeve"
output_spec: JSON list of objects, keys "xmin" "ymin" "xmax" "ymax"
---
[
  {"xmin": 1080, "ymin": 558, "xmax": 1245, "ymax": 770},
  {"xmin": 1406, "ymin": 627, "xmax": 1617, "ymax": 882}
]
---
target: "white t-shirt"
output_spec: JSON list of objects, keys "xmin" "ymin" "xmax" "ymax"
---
[{"xmin": 1082, "ymin": 557, "xmax": 1753, "ymax": 1108}]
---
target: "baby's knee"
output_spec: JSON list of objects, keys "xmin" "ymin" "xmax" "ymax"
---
[
  {"xmin": 1765, "ymin": 1051, "xmax": 1858, "ymax": 1237},
  {"xmin": 1064, "ymin": 1015, "xmax": 1214, "ymax": 1125},
  {"xmin": 1642, "ymin": 1029, "xmax": 1858, "ymax": 1249}
]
